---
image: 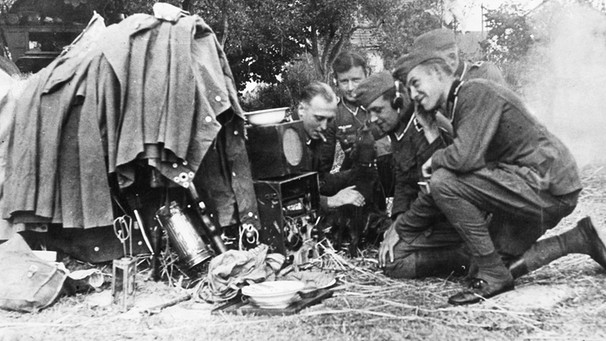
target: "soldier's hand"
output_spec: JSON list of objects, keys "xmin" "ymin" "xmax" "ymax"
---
[
  {"xmin": 422, "ymin": 157, "xmax": 433, "ymax": 179},
  {"xmin": 379, "ymin": 224, "xmax": 399, "ymax": 268},
  {"xmin": 328, "ymin": 185, "xmax": 365, "ymax": 208}
]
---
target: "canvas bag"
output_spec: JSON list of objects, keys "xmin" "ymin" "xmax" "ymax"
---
[{"xmin": 0, "ymin": 234, "xmax": 67, "ymax": 312}]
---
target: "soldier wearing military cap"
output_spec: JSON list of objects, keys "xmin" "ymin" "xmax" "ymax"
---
[
  {"xmin": 381, "ymin": 48, "xmax": 606, "ymax": 306},
  {"xmin": 410, "ymin": 28, "xmax": 506, "ymax": 85},
  {"xmin": 354, "ymin": 70, "xmax": 471, "ymax": 280},
  {"xmin": 372, "ymin": 28, "xmax": 511, "ymax": 282}
]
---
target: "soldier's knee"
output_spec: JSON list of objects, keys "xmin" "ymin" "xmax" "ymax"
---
[
  {"xmin": 429, "ymin": 168, "xmax": 457, "ymax": 200},
  {"xmin": 382, "ymin": 253, "xmax": 417, "ymax": 279}
]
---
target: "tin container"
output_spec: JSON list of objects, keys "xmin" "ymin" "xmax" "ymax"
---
[
  {"xmin": 111, "ymin": 257, "xmax": 137, "ymax": 312},
  {"xmin": 155, "ymin": 201, "xmax": 212, "ymax": 269}
]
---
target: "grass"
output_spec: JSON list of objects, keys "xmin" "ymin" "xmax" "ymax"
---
[{"xmin": 1, "ymin": 164, "xmax": 606, "ymax": 341}]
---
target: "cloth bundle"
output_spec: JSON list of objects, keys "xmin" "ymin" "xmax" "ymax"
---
[
  {"xmin": 196, "ymin": 244, "xmax": 285, "ymax": 303},
  {"xmin": 0, "ymin": 234, "xmax": 67, "ymax": 312}
]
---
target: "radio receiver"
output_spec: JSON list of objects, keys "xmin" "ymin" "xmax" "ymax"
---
[{"xmin": 245, "ymin": 120, "xmax": 310, "ymax": 180}]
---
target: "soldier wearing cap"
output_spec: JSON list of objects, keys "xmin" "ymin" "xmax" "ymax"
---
[
  {"xmin": 370, "ymin": 28, "xmax": 511, "ymax": 281},
  {"xmin": 355, "ymin": 72, "xmax": 470, "ymax": 279},
  {"xmin": 383, "ymin": 49, "xmax": 606, "ymax": 305},
  {"xmin": 411, "ymin": 28, "xmax": 506, "ymax": 85}
]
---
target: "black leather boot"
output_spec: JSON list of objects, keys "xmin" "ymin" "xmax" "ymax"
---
[
  {"xmin": 383, "ymin": 247, "xmax": 471, "ymax": 279},
  {"xmin": 415, "ymin": 247, "xmax": 471, "ymax": 278},
  {"xmin": 508, "ymin": 216, "xmax": 606, "ymax": 278},
  {"xmin": 448, "ymin": 251, "xmax": 514, "ymax": 305}
]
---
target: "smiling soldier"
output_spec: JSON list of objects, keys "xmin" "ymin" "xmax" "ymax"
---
[{"xmin": 383, "ymin": 49, "xmax": 606, "ymax": 305}]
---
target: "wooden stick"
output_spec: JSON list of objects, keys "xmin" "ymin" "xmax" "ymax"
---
[{"xmin": 142, "ymin": 293, "xmax": 192, "ymax": 315}]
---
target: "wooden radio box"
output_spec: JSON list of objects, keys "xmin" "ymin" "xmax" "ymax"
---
[{"xmin": 245, "ymin": 120, "xmax": 310, "ymax": 180}]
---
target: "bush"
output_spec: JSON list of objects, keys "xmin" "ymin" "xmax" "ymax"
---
[{"xmin": 239, "ymin": 54, "xmax": 321, "ymax": 112}]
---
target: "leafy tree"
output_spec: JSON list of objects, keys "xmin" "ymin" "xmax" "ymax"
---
[
  {"xmin": 480, "ymin": 4, "xmax": 534, "ymax": 65},
  {"xmin": 191, "ymin": 0, "xmax": 445, "ymax": 89},
  {"xmin": 368, "ymin": 0, "xmax": 444, "ymax": 69},
  {"xmin": 480, "ymin": 4, "xmax": 535, "ymax": 90},
  {"xmin": 2, "ymin": 0, "xmax": 446, "ymax": 92}
]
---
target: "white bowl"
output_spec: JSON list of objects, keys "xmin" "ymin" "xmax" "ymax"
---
[
  {"xmin": 241, "ymin": 280, "xmax": 305, "ymax": 309},
  {"xmin": 245, "ymin": 107, "xmax": 288, "ymax": 126}
]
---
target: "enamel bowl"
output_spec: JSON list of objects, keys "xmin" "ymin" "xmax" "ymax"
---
[
  {"xmin": 241, "ymin": 280, "xmax": 305, "ymax": 309},
  {"xmin": 245, "ymin": 107, "xmax": 288, "ymax": 126}
]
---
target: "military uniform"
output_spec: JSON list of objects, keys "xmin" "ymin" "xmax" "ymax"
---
[
  {"xmin": 321, "ymin": 98, "xmax": 393, "ymax": 198},
  {"xmin": 428, "ymin": 79, "xmax": 581, "ymax": 260},
  {"xmin": 388, "ymin": 78, "xmax": 581, "ymax": 280},
  {"xmin": 323, "ymin": 99, "xmax": 390, "ymax": 167}
]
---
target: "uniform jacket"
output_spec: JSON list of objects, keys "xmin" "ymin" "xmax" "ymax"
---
[
  {"xmin": 432, "ymin": 79, "xmax": 582, "ymax": 196},
  {"xmin": 323, "ymin": 99, "xmax": 391, "ymax": 171},
  {"xmin": 306, "ymin": 137, "xmax": 352, "ymax": 209},
  {"xmin": 390, "ymin": 112, "xmax": 452, "ymax": 218}
]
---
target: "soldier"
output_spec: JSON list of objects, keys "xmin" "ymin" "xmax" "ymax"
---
[
  {"xmin": 384, "ymin": 48, "xmax": 606, "ymax": 305},
  {"xmin": 296, "ymin": 81, "xmax": 366, "ymax": 209},
  {"xmin": 355, "ymin": 72, "xmax": 470, "ymax": 279},
  {"xmin": 323, "ymin": 51, "xmax": 394, "ymax": 198}
]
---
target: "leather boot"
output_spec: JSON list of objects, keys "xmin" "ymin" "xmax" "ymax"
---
[
  {"xmin": 383, "ymin": 247, "xmax": 471, "ymax": 279},
  {"xmin": 415, "ymin": 247, "xmax": 471, "ymax": 278},
  {"xmin": 448, "ymin": 251, "xmax": 514, "ymax": 305},
  {"xmin": 508, "ymin": 216, "xmax": 606, "ymax": 278}
]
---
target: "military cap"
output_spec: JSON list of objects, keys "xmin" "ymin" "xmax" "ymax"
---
[
  {"xmin": 392, "ymin": 49, "xmax": 445, "ymax": 82},
  {"xmin": 352, "ymin": 71, "xmax": 394, "ymax": 109},
  {"xmin": 413, "ymin": 28, "xmax": 457, "ymax": 52}
]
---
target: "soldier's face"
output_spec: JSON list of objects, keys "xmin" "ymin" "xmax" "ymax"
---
[
  {"xmin": 407, "ymin": 64, "xmax": 446, "ymax": 112},
  {"xmin": 335, "ymin": 66, "xmax": 366, "ymax": 102},
  {"xmin": 367, "ymin": 96, "xmax": 403, "ymax": 136},
  {"xmin": 299, "ymin": 95, "xmax": 337, "ymax": 140}
]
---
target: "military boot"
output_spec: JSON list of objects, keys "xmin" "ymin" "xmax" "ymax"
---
[
  {"xmin": 384, "ymin": 247, "xmax": 470, "ymax": 279},
  {"xmin": 509, "ymin": 216, "xmax": 606, "ymax": 278},
  {"xmin": 448, "ymin": 251, "xmax": 514, "ymax": 305}
]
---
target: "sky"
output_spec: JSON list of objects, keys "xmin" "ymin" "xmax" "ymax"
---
[{"xmin": 449, "ymin": 0, "xmax": 546, "ymax": 32}]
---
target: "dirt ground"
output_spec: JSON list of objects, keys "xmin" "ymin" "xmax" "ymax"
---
[{"xmin": 1, "ymin": 163, "xmax": 605, "ymax": 341}]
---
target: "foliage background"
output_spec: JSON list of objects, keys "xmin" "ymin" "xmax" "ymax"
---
[{"xmin": 2, "ymin": 0, "xmax": 606, "ymax": 110}]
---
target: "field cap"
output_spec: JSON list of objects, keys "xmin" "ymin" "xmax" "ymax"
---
[
  {"xmin": 392, "ymin": 49, "xmax": 445, "ymax": 81},
  {"xmin": 353, "ymin": 71, "xmax": 394, "ymax": 109}
]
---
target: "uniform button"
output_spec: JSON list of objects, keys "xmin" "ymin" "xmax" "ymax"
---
[
  {"xmin": 215, "ymin": 96, "xmax": 222, "ymax": 102},
  {"xmin": 94, "ymin": 246, "xmax": 100, "ymax": 252},
  {"xmin": 232, "ymin": 172, "xmax": 236, "ymax": 177},
  {"xmin": 234, "ymin": 130, "xmax": 239, "ymax": 135},
  {"xmin": 248, "ymin": 212, "xmax": 254, "ymax": 217},
  {"xmin": 205, "ymin": 116, "xmax": 212, "ymax": 123}
]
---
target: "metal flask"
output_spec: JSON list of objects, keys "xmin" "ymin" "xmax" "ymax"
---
[{"xmin": 155, "ymin": 201, "xmax": 213, "ymax": 269}]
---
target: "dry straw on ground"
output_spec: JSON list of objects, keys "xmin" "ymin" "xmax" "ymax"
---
[{"xmin": 1, "ymin": 164, "xmax": 606, "ymax": 341}]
